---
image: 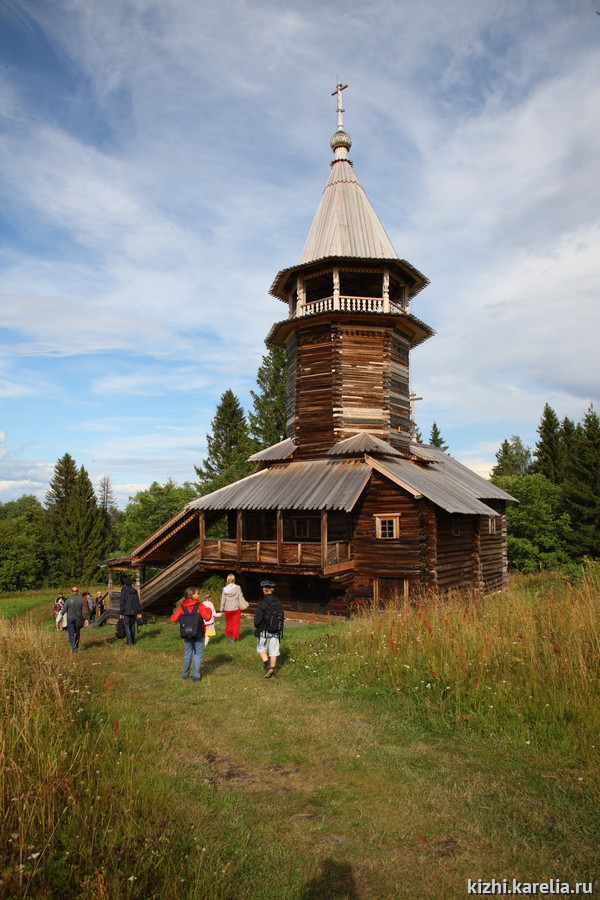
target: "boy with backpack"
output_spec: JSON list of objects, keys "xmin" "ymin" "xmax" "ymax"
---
[
  {"xmin": 170, "ymin": 587, "xmax": 212, "ymax": 681},
  {"xmin": 254, "ymin": 579, "xmax": 284, "ymax": 679}
]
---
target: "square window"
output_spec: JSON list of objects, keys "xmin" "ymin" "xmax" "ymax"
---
[{"xmin": 375, "ymin": 515, "xmax": 400, "ymax": 539}]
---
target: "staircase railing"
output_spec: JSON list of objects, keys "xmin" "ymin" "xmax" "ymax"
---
[{"xmin": 140, "ymin": 545, "xmax": 202, "ymax": 608}]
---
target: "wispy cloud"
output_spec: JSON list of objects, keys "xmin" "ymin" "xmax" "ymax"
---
[{"xmin": 0, "ymin": 0, "xmax": 598, "ymax": 504}]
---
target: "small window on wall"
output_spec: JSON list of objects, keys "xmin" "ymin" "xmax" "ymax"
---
[
  {"xmin": 489, "ymin": 516, "xmax": 497, "ymax": 535},
  {"xmin": 452, "ymin": 517, "xmax": 461, "ymax": 537},
  {"xmin": 375, "ymin": 514, "xmax": 400, "ymax": 539}
]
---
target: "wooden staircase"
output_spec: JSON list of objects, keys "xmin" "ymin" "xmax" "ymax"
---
[{"xmin": 139, "ymin": 545, "xmax": 203, "ymax": 613}]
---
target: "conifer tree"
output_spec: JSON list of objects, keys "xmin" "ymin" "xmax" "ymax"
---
[
  {"xmin": 561, "ymin": 406, "xmax": 600, "ymax": 559},
  {"xmin": 558, "ymin": 416, "xmax": 577, "ymax": 482},
  {"xmin": 248, "ymin": 345, "xmax": 287, "ymax": 449},
  {"xmin": 61, "ymin": 466, "xmax": 112, "ymax": 582},
  {"xmin": 532, "ymin": 404, "xmax": 562, "ymax": 483},
  {"xmin": 45, "ymin": 453, "xmax": 79, "ymax": 580},
  {"xmin": 429, "ymin": 421, "xmax": 449, "ymax": 451},
  {"xmin": 491, "ymin": 436, "xmax": 532, "ymax": 477},
  {"xmin": 194, "ymin": 389, "xmax": 253, "ymax": 495},
  {"xmin": 98, "ymin": 475, "xmax": 120, "ymax": 541},
  {"xmin": 46, "ymin": 453, "xmax": 78, "ymax": 526}
]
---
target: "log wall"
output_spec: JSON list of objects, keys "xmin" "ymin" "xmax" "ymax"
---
[
  {"xmin": 352, "ymin": 472, "xmax": 421, "ymax": 583},
  {"xmin": 289, "ymin": 319, "xmax": 414, "ymax": 458},
  {"xmin": 436, "ymin": 513, "xmax": 477, "ymax": 590}
]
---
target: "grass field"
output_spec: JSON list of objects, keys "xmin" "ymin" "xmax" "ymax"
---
[{"xmin": 1, "ymin": 572, "xmax": 598, "ymax": 899}]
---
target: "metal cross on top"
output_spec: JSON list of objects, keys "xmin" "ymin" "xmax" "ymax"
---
[{"xmin": 331, "ymin": 81, "xmax": 348, "ymax": 131}]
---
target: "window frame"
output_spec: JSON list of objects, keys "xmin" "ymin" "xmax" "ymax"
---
[{"xmin": 374, "ymin": 513, "xmax": 401, "ymax": 540}]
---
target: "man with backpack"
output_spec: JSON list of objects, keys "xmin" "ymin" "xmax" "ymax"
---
[
  {"xmin": 254, "ymin": 579, "xmax": 284, "ymax": 679},
  {"xmin": 170, "ymin": 587, "xmax": 212, "ymax": 682}
]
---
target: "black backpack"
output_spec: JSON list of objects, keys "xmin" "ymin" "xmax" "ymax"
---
[
  {"xmin": 262, "ymin": 597, "xmax": 284, "ymax": 636},
  {"xmin": 179, "ymin": 602, "xmax": 203, "ymax": 639}
]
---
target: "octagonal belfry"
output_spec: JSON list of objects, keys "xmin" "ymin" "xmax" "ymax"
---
[{"xmin": 267, "ymin": 82, "xmax": 434, "ymax": 458}]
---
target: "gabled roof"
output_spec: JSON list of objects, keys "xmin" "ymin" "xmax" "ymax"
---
[
  {"xmin": 248, "ymin": 437, "xmax": 296, "ymax": 462},
  {"xmin": 185, "ymin": 440, "xmax": 514, "ymax": 518},
  {"xmin": 405, "ymin": 446, "xmax": 515, "ymax": 501},
  {"xmin": 186, "ymin": 459, "xmax": 372, "ymax": 513},
  {"xmin": 328, "ymin": 431, "xmax": 403, "ymax": 457},
  {"xmin": 369, "ymin": 449, "xmax": 514, "ymax": 516}
]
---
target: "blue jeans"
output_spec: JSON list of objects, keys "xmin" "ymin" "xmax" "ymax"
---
[
  {"xmin": 182, "ymin": 638, "xmax": 204, "ymax": 680},
  {"xmin": 123, "ymin": 615, "xmax": 138, "ymax": 645},
  {"xmin": 67, "ymin": 619, "xmax": 81, "ymax": 652}
]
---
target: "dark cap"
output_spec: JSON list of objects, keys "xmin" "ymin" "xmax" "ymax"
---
[{"xmin": 260, "ymin": 579, "xmax": 276, "ymax": 588}]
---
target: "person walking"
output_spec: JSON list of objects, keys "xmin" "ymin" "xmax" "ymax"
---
[
  {"xmin": 170, "ymin": 587, "xmax": 212, "ymax": 681},
  {"xmin": 219, "ymin": 574, "xmax": 246, "ymax": 643},
  {"xmin": 62, "ymin": 586, "xmax": 90, "ymax": 653},
  {"xmin": 53, "ymin": 593, "xmax": 65, "ymax": 631},
  {"xmin": 201, "ymin": 591, "xmax": 221, "ymax": 646},
  {"xmin": 119, "ymin": 577, "xmax": 142, "ymax": 645},
  {"xmin": 85, "ymin": 592, "xmax": 95, "ymax": 620},
  {"xmin": 254, "ymin": 579, "xmax": 284, "ymax": 678}
]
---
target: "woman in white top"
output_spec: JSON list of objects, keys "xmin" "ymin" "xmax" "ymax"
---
[{"xmin": 219, "ymin": 574, "xmax": 245, "ymax": 642}]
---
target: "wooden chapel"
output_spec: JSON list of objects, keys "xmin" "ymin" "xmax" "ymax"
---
[{"xmin": 104, "ymin": 84, "xmax": 514, "ymax": 617}]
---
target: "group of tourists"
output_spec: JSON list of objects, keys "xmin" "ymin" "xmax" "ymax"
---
[
  {"xmin": 55, "ymin": 573, "xmax": 285, "ymax": 680},
  {"xmin": 170, "ymin": 575, "xmax": 285, "ymax": 682},
  {"xmin": 54, "ymin": 589, "xmax": 105, "ymax": 634},
  {"xmin": 54, "ymin": 586, "xmax": 91, "ymax": 653}
]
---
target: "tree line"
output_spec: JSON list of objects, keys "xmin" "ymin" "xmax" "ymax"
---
[
  {"xmin": 490, "ymin": 403, "xmax": 599, "ymax": 572},
  {"xmin": 1, "ymin": 348, "xmax": 597, "ymax": 589},
  {"xmin": 0, "ymin": 347, "xmax": 287, "ymax": 591}
]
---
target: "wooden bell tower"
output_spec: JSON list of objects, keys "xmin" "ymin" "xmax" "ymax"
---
[{"xmin": 267, "ymin": 84, "xmax": 434, "ymax": 459}]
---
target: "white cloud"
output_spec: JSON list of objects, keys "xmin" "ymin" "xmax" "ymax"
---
[{"xmin": 0, "ymin": 0, "xmax": 599, "ymax": 503}]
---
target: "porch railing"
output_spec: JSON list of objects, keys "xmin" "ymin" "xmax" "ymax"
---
[
  {"xmin": 299, "ymin": 296, "xmax": 406, "ymax": 316},
  {"xmin": 202, "ymin": 539, "xmax": 352, "ymax": 567}
]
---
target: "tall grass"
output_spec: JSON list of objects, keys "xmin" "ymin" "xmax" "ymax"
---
[
  {"xmin": 290, "ymin": 570, "xmax": 600, "ymax": 757},
  {"xmin": 0, "ymin": 616, "xmax": 223, "ymax": 898}
]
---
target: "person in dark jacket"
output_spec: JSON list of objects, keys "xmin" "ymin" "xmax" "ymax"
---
[
  {"xmin": 119, "ymin": 577, "xmax": 142, "ymax": 645},
  {"xmin": 62, "ymin": 586, "xmax": 90, "ymax": 653},
  {"xmin": 254, "ymin": 579, "xmax": 284, "ymax": 679}
]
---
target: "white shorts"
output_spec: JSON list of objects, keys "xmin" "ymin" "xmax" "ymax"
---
[{"xmin": 257, "ymin": 634, "xmax": 280, "ymax": 657}]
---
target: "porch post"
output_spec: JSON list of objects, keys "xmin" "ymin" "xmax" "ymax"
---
[
  {"xmin": 276, "ymin": 509, "xmax": 283, "ymax": 565},
  {"xmin": 383, "ymin": 269, "xmax": 390, "ymax": 312},
  {"xmin": 199, "ymin": 511, "xmax": 205, "ymax": 558},
  {"xmin": 321, "ymin": 509, "xmax": 328, "ymax": 568},
  {"xmin": 333, "ymin": 267, "xmax": 340, "ymax": 310},
  {"xmin": 236, "ymin": 510, "xmax": 242, "ymax": 560}
]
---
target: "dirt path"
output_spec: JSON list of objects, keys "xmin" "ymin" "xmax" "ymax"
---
[{"xmin": 65, "ymin": 621, "xmax": 592, "ymax": 900}]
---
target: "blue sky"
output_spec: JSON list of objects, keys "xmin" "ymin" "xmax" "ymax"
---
[{"xmin": 0, "ymin": 0, "xmax": 598, "ymax": 509}]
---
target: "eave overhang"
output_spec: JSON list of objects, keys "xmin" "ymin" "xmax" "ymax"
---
[
  {"xmin": 266, "ymin": 307, "xmax": 435, "ymax": 349},
  {"xmin": 269, "ymin": 255, "xmax": 429, "ymax": 302}
]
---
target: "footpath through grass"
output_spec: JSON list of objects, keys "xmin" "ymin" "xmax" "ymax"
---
[{"xmin": 1, "ymin": 575, "xmax": 598, "ymax": 899}]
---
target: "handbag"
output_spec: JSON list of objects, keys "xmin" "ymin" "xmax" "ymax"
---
[
  {"xmin": 239, "ymin": 594, "xmax": 249, "ymax": 611},
  {"xmin": 115, "ymin": 619, "xmax": 126, "ymax": 639}
]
